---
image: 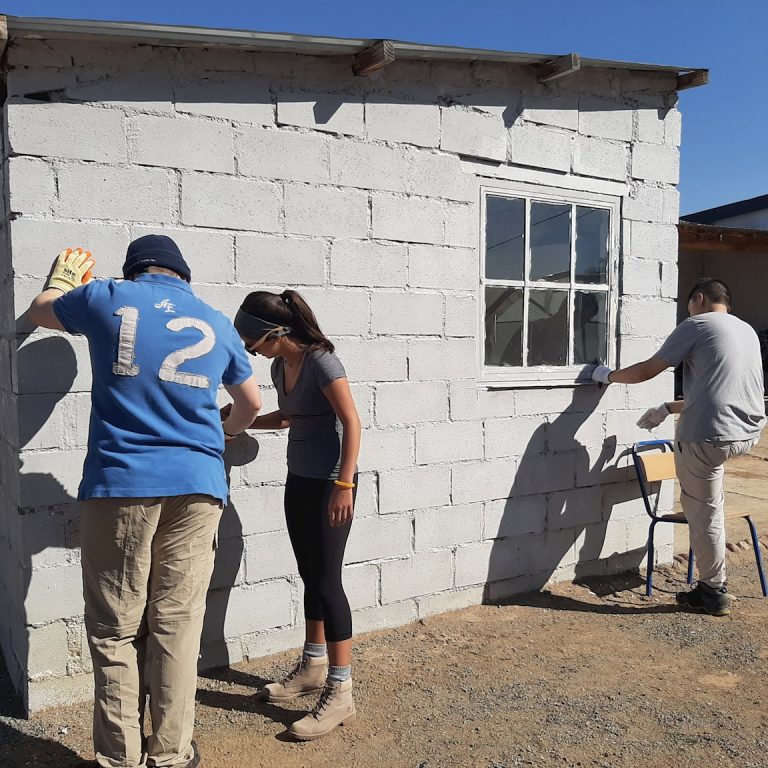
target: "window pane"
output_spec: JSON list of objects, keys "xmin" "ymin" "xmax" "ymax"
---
[
  {"xmin": 574, "ymin": 291, "xmax": 608, "ymax": 364},
  {"xmin": 485, "ymin": 287, "xmax": 523, "ymax": 366},
  {"xmin": 528, "ymin": 289, "xmax": 568, "ymax": 366},
  {"xmin": 575, "ymin": 206, "xmax": 609, "ymax": 284},
  {"xmin": 485, "ymin": 196, "xmax": 524, "ymax": 281},
  {"xmin": 530, "ymin": 202, "xmax": 570, "ymax": 283}
]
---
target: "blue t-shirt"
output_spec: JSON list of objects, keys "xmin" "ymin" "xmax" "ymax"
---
[{"xmin": 53, "ymin": 273, "xmax": 252, "ymax": 502}]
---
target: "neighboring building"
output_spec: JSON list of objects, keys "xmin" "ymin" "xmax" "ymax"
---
[
  {"xmin": 679, "ymin": 195, "xmax": 768, "ymax": 333},
  {"xmin": 0, "ymin": 14, "xmax": 706, "ymax": 711}
]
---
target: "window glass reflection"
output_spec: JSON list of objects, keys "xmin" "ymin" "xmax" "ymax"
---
[
  {"xmin": 485, "ymin": 286, "xmax": 524, "ymax": 366},
  {"xmin": 528, "ymin": 289, "xmax": 568, "ymax": 365}
]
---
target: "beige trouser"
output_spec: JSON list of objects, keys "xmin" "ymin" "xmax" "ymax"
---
[
  {"xmin": 675, "ymin": 439, "xmax": 757, "ymax": 589},
  {"xmin": 81, "ymin": 495, "xmax": 222, "ymax": 768}
]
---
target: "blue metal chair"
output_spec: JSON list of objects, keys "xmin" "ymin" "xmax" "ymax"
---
[{"xmin": 632, "ymin": 439, "xmax": 768, "ymax": 598}]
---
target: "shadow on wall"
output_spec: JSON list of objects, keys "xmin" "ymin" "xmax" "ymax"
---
[
  {"xmin": 486, "ymin": 386, "xmax": 648, "ymax": 603},
  {"xmin": 12, "ymin": 335, "xmax": 81, "ymax": 712}
]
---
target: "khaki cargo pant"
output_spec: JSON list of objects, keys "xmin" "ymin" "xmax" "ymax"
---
[
  {"xmin": 675, "ymin": 439, "xmax": 758, "ymax": 589},
  {"xmin": 81, "ymin": 495, "xmax": 222, "ymax": 768}
]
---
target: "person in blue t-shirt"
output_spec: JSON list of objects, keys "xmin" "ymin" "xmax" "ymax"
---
[{"xmin": 27, "ymin": 236, "xmax": 262, "ymax": 768}]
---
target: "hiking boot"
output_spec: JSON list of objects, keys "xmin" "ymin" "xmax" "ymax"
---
[
  {"xmin": 288, "ymin": 678, "xmax": 356, "ymax": 741},
  {"xmin": 262, "ymin": 655, "xmax": 328, "ymax": 702},
  {"xmin": 186, "ymin": 740, "xmax": 201, "ymax": 768},
  {"xmin": 676, "ymin": 582, "xmax": 732, "ymax": 616}
]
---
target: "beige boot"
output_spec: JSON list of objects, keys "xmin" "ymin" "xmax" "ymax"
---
[
  {"xmin": 262, "ymin": 655, "xmax": 328, "ymax": 702},
  {"xmin": 288, "ymin": 678, "xmax": 356, "ymax": 741}
]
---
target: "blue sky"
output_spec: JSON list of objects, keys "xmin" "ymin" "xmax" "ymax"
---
[{"xmin": 5, "ymin": 1, "xmax": 767, "ymax": 214}]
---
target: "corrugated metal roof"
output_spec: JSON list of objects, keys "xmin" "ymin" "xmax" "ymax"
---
[{"xmin": 5, "ymin": 15, "xmax": 705, "ymax": 79}]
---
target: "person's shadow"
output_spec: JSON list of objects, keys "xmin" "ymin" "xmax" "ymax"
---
[{"xmin": 486, "ymin": 385, "xmax": 651, "ymax": 609}]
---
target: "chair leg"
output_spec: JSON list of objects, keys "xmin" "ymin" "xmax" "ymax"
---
[
  {"xmin": 745, "ymin": 516, "xmax": 768, "ymax": 597},
  {"xmin": 646, "ymin": 521, "xmax": 656, "ymax": 597},
  {"xmin": 687, "ymin": 546, "xmax": 694, "ymax": 584}
]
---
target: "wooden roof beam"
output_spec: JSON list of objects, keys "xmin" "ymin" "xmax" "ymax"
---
[
  {"xmin": 537, "ymin": 53, "xmax": 580, "ymax": 83},
  {"xmin": 353, "ymin": 40, "xmax": 395, "ymax": 76},
  {"xmin": 676, "ymin": 69, "xmax": 709, "ymax": 90}
]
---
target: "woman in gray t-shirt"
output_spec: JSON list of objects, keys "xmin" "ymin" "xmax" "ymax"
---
[{"xmin": 229, "ymin": 289, "xmax": 361, "ymax": 740}]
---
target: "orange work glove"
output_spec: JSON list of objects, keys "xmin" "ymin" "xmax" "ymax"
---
[{"xmin": 46, "ymin": 247, "xmax": 96, "ymax": 293}]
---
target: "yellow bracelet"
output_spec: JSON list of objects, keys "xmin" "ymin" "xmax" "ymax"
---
[{"xmin": 334, "ymin": 480, "xmax": 356, "ymax": 489}]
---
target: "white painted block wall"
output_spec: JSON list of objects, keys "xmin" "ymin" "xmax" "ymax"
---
[{"xmin": 1, "ymin": 38, "xmax": 681, "ymax": 711}]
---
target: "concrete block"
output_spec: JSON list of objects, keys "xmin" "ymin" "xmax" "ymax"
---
[
  {"xmin": 333, "ymin": 338, "xmax": 408, "ymax": 382},
  {"xmin": 631, "ymin": 143, "xmax": 680, "ymax": 184},
  {"xmin": 351, "ymin": 383, "xmax": 374, "ymax": 430},
  {"xmin": 619, "ymin": 335, "xmax": 666, "ymax": 366},
  {"xmin": 353, "ymin": 600, "xmax": 417, "ymax": 635},
  {"xmin": 605, "ymin": 408, "xmax": 657, "ymax": 447},
  {"xmin": 182, "ymin": 173, "xmax": 279, "ymax": 232},
  {"xmin": 57, "ymin": 163, "xmax": 173, "ymax": 223},
  {"xmin": 244, "ymin": 530, "xmax": 296, "ymax": 583},
  {"xmin": 284, "ymin": 184, "xmax": 368, "ymax": 239},
  {"xmin": 575, "ymin": 443, "xmax": 634, "ymax": 488},
  {"xmin": 379, "ymin": 465, "xmax": 451, "ymax": 514},
  {"xmin": 445, "ymin": 295, "xmax": 477, "ymax": 337},
  {"xmin": 331, "ymin": 240, "xmax": 408, "ymax": 288},
  {"xmin": 516, "ymin": 527, "xmax": 577, "ymax": 576},
  {"xmin": 579, "ymin": 97, "xmax": 633, "ymax": 141},
  {"xmin": 365, "ymin": 99, "xmax": 440, "ymax": 148},
  {"xmin": 511, "ymin": 452, "xmax": 575, "ymax": 496},
  {"xmin": 19, "ymin": 450, "xmax": 86, "ymax": 507},
  {"xmin": 664, "ymin": 109, "xmax": 682, "ymax": 147},
  {"xmin": 371, "ymin": 194, "xmax": 444, "ymax": 245},
  {"xmin": 455, "ymin": 540, "xmax": 493, "ymax": 587},
  {"xmin": 415, "ymin": 421, "xmax": 484, "ymax": 464},
  {"xmin": 344, "ymin": 515, "xmax": 412, "ymax": 563},
  {"xmin": 352, "ymin": 471, "xmax": 379, "ymax": 518},
  {"xmin": 277, "ymin": 94, "xmax": 364, "ymax": 137},
  {"xmin": 636, "ymin": 108, "xmax": 665, "ymax": 144},
  {"xmin": 441, "ymin": 107, "xmax": 506, "ymax": 162},
  {"xmin": 547, "ymin": 412, "xmax": 606, "ymax": 451},
  {"xmin": 21, "ymin": 506, "xmax": 70, "ymax": 570},
  {"xmin": 239, "ymin": 625, "xmax": 305, "ymax": 661},
  {"xmin": 238, "ymin": 127, "xmax": 329, "ymax": 183},
  {"xmin": 343, "ymin": 563, "xmax": 379, "ymax": 610},
  {"xmin": 621, "ymin": 297, "xmax": 677, "ymax": 337},
  {"xmin": 414, "ymin": 503, "xmax": 482, "ymax": 550},
  {"xmin": 660, "ymin": 261, "xmax": 677, "ymax": 299},
  {"xmin": 624, "ymin": 184, "xmax": 664, "ymax": 224},
  {"xmin": 484, "ymin": 416, "xmax": 546, "ymax": 459},
  {"xmin": 357, "ymin": 428, "xmax": 413, "ymax": 472},
  {"xmin": 548, "ymin": 486, "xmax": 604, "ymax": 530},
  {"xmin": 417, "ymin": 586, "xmax": 484, "ymax": 618},
  {"xmin": 17, "ymin": 393, "xmax": 69, "ymax": 451},
  {"xmin": 175, "ymin": 76, "xmax": 274, "ymax": 125},
  {"xmin": 622, "ymin": 259, "xmax": 661, "ymax": 297},
  {"xmin": 296, "ymin": 288, "xmax": 370, "ymax": 336},
  {"xmin": 508, "ymin": 124, "xmax": 572, "ymax": 173},
  {"xmin": 513, "ymin": 387, "xmax": 573, "ymax": 417},
  {"xmin": 522, "ymin": 93, "xmax": 579, "ymax": 130},
  {"xmin": 408, "ymin": 245, "xmax": 476, "ymax": 291},
  {"xmin": 223, "ymin": 580, "xmax": 293, "ymax": 636},
  {"xmin": 236, "ymin": 234, "xmax": 325, "ymax": 286},
  {"xmin": 575, "ymin": 519, "xmax": 631, "ymax": 563},
  {"xmin": 7, "ymin": 157, "xmax": 55, "ymax": 215},
  {"xmin": 11, "ymin": 219, "xmax": 131, "ymax": 280},
  {"xmin": 28, "ymin": 671, "xmax": 93, "ymax": 713},
  {"xmin": 443, "ymin": 202, "xmax": 479, "ymax": 249},
  {"xmin": 628, "ymin": 221, "xmax": 678, "ymax": 263},
  {"xmin": 371, "ymin": 292, "xmax": 443, "ymax": 335},
  {"xmin": 408, "ymin": 338, "xmax": 476, "ymax": 381},
  {"xmin": 208, "ymin": 536, "xmax": 244, "ymax": 590},
  {"xmin": 381, "ymin": 550, "xmax": 453, "ymax": 602},
  {"xmin": 449, "ymin": 381, "xmax": 515, "ymax": 421},
  {"xmin": 452, "ymin": 459, "xmax": 517, "ymax": 504},
  {"xmin": 7, "ymin": 102, "xmax": 127, "ymax": 163},
  {"xmin": 409, "ymin": 151, "xmax": 475, "ymax": 202},
  {"xmin": 129, "ymin": 114, "xmax": 234, "ymax": 173},
  {"xmin": 375, "ymin": 381, "xmax": 448, "ymax": 426},
  {"xmin": 8, "ymin": 39, "xmax": 74, "ymax": 68},
  {"xmin": 25, "ymin": 564, "xmax": 84, "ymax": 623},
  {"xmin": 330, "ymin": 140, "xmax": 410, "ymax": 193},
  {"xmin": 226, "ymin": 485, "xmax": 286, "ymax": 536},
  {"xmin": 484, "ymin": 494, "xmax": 547, "ymax": 539},
  {"xmin": 573, "ymin": 136, "xmax": 628, "ymax": 181},
  {"xmin": 27, "ymin": 622, "xmax": 70, "ymax": 678},
  {"xmin": 239, "ymin": 435, "xmax": 288, "ymax": 485},
  {"xmin": 602, "ymin": 483, "xmax": 650, "ymax": 522},
  {"xmin": 662, "ymin": 187, "xmax": 680, "ymax": 224},
  {"xmin": 65, "ymin": 69, "xmax": 174, "ymax": 113}
]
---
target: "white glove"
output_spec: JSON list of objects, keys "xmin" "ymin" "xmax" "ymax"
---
[
  {"xmin": 592, "ymin": 365, "xmax": 613, "ymax": 385},
  {"xmin": 636, "ymin": 403, "xmax": 670, "ymax": 430}
]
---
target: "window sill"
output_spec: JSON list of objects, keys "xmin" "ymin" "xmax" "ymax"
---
[{"xmin": 478, "ymin": 366, "xmax": 599, "ymax": 390}]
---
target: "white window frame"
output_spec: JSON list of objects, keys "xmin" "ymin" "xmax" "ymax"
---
[{"xmin": 477, "ymin": 178, "xmax": 620, "ymax": 388}]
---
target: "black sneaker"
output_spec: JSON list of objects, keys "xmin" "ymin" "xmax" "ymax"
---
[
  {"xmin": 676, "ymin": 582, "xmax": 731, "ymax": 616},
  {"xmin": 186, "ymin": 741, "xmax": 201, "ymax": 768}
]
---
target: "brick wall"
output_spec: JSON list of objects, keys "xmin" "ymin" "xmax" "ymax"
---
[{"xmin": 2, "ymin": 37, "xmax": 680, "ymax": 710}]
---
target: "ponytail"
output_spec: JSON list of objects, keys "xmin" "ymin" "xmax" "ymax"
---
[{"xmin": 240, "ymin": 289, "xmax": 334, "ymax": 353}]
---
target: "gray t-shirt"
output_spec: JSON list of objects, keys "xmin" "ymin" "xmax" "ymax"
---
[
  {"xmin": 657, "ymin": 312, "xmax": 765, "ymax": 442},
  {"xmin": 272, "ymin": 349, "xmax": 347, "ymax": 479}
]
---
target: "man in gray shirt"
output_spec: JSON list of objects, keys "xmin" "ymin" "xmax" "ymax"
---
[{"xmin": 593, "ymin": 278, "xmax": 765, "ymax": 616}]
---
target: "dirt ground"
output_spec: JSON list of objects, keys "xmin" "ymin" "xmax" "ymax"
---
[{"xmin": 3, "ymin": 452, "xmax": 768, "ymax": 768}]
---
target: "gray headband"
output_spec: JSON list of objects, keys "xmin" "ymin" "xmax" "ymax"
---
[{"xmin": 234, "ymin": 309, "xmax": 292, "ymax": 339}]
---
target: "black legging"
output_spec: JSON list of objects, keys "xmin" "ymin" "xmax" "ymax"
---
[{"xmin": 284, "ymin": 472, "xmax": 356, "ymax": 642}]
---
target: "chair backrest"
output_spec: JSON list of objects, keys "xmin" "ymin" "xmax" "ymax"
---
[{"xmin": 637, "ymin": 452, "xmax": 676, "ymax": 483}]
